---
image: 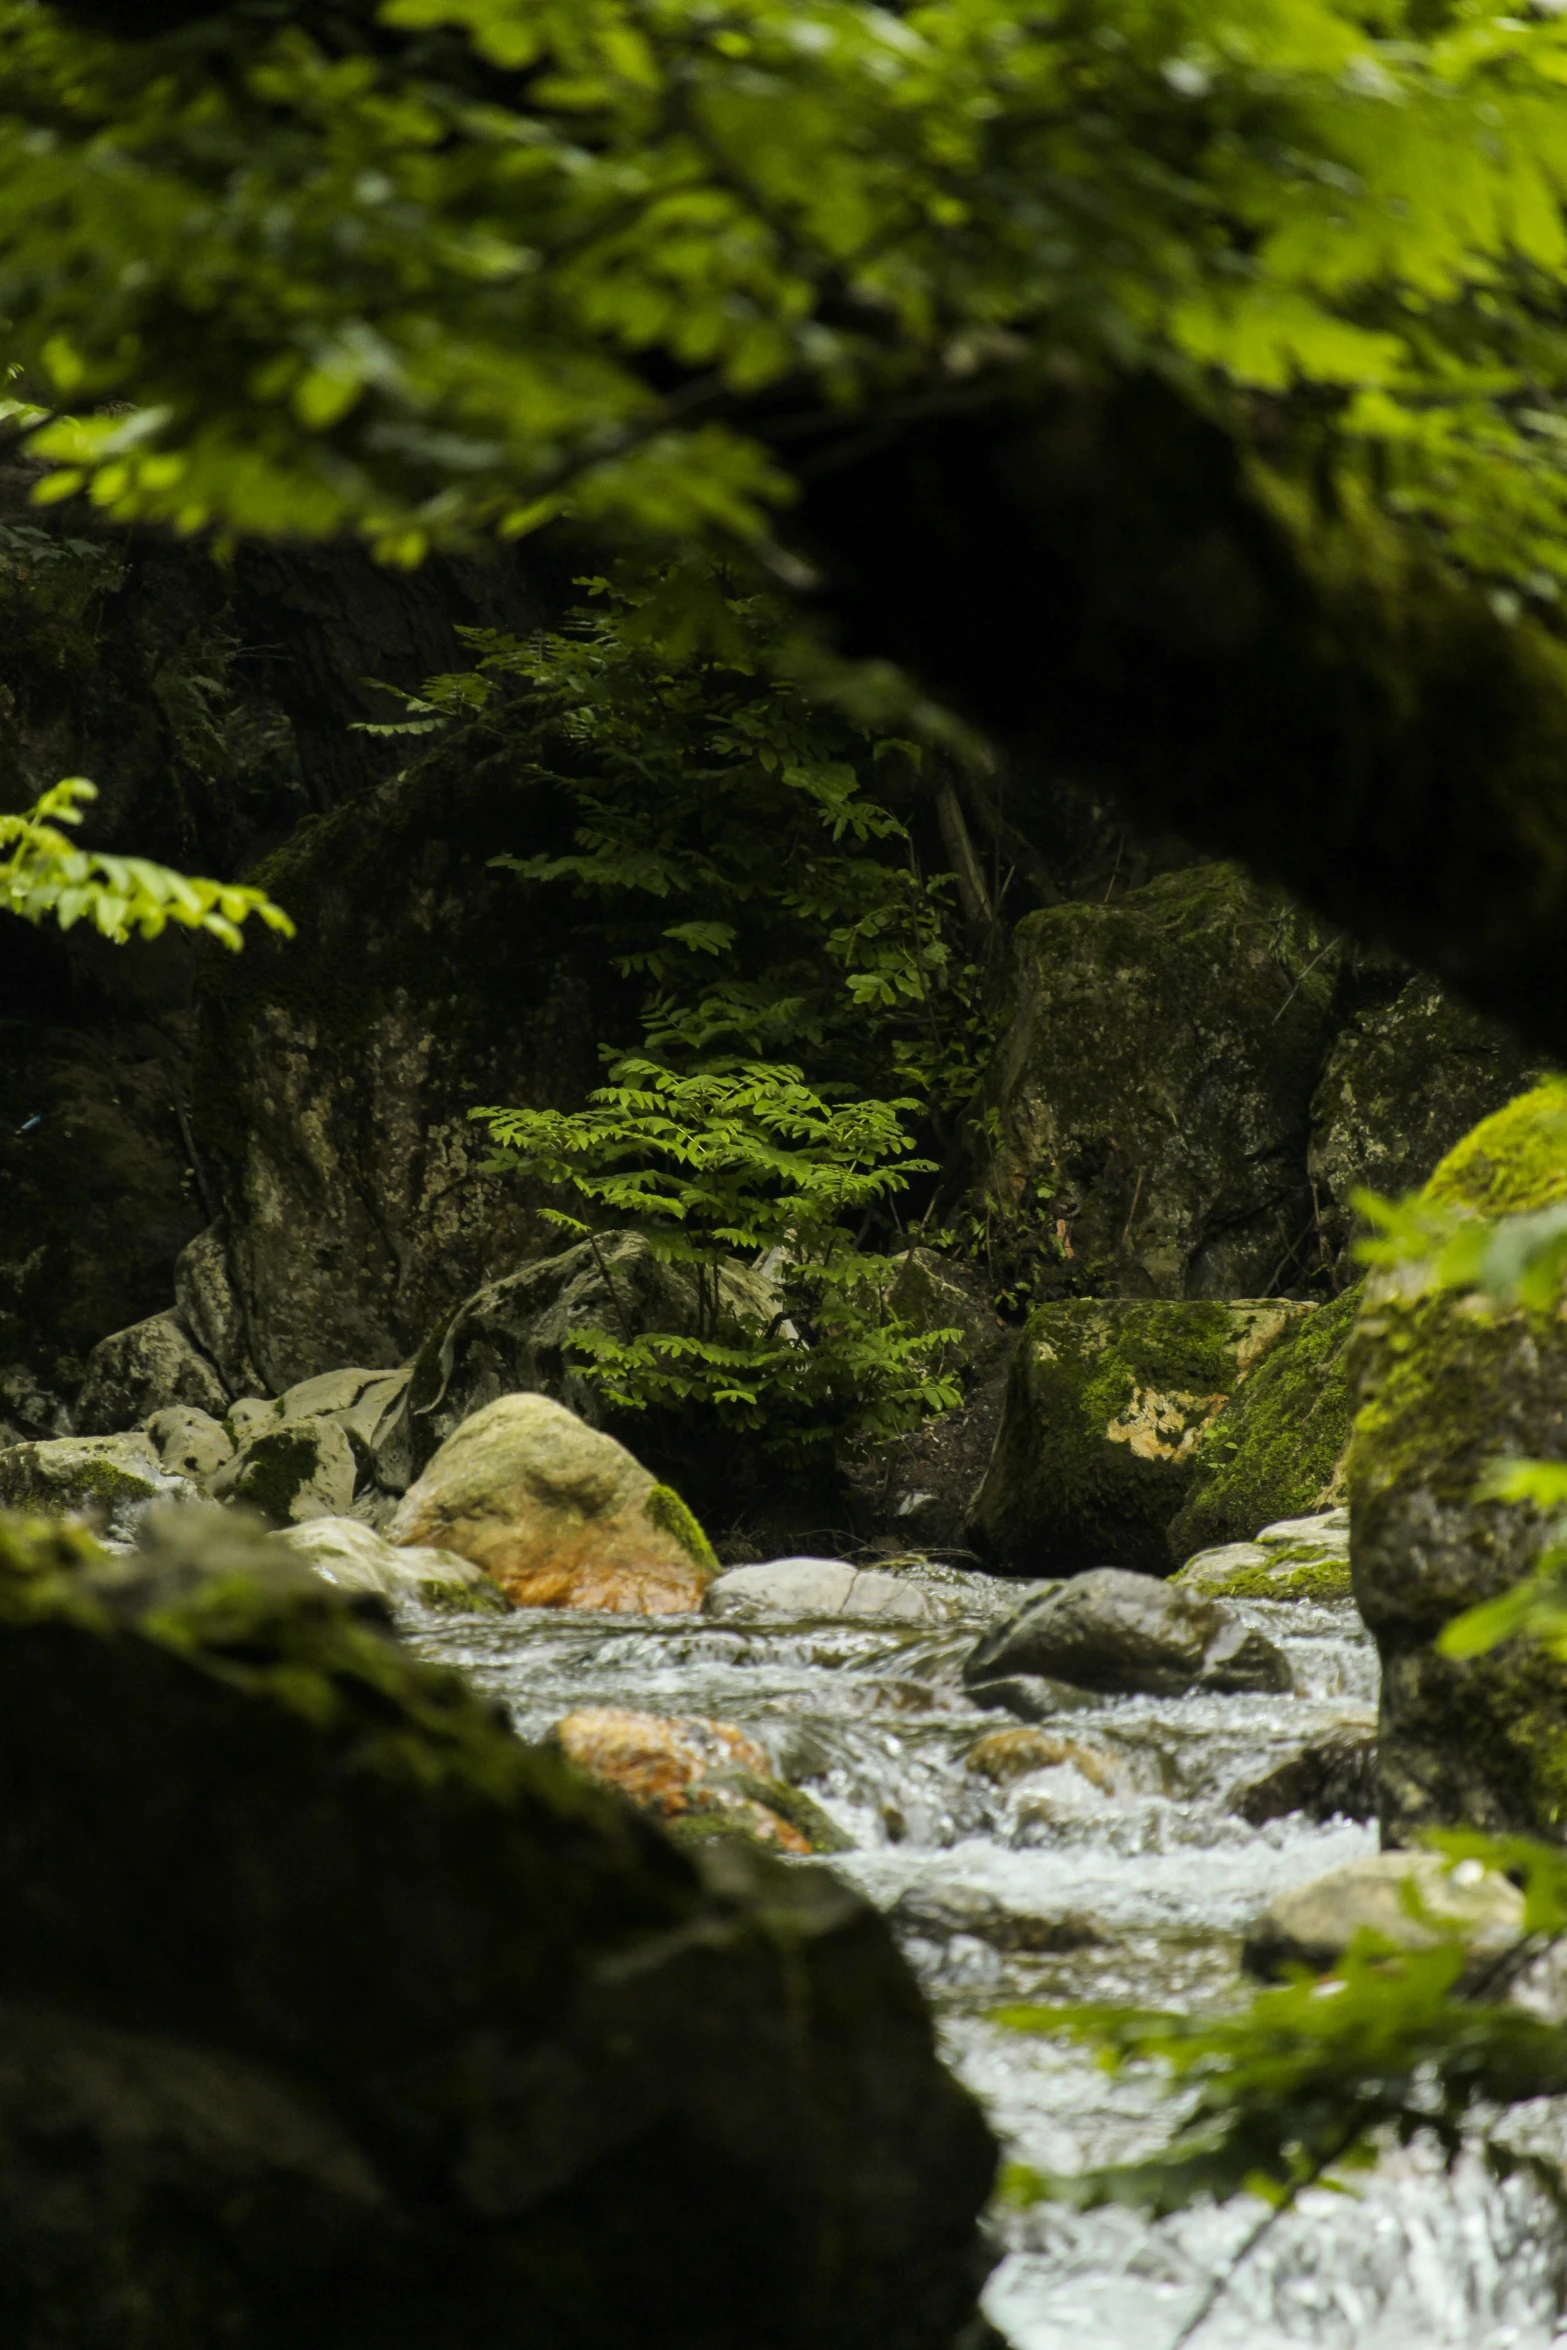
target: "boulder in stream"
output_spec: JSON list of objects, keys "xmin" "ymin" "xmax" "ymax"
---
[
  {"xmin": 0, "ymin": 1504, "xmax": 995, "ymax": 2347},
  {"xmin": 963, "ymin": 1568, "xmax": 1291, "ymax": 1699},
  {"xmin": 1232, "ymin": 1713, "xmax": 1378, "ymax": 1826},
  {"xmin": 968, "ymin": 1296, "xmax": 1311, "ymax": 1574},
  {"xmin": 706, "ymin": 1557, "xmax": 949, "ymax": 1625},
  {"xmin": 388, "ymin": 1392, "xmax": 718, "ymax": 1613},
  {"xmin": 278, "ymin": 1514, "xmax": 508, "ymax": 1613},
  {"xmin": 551, "ymin": 1705, "xmax": 850, "ymax": 1856},
  {"xmin": 1174, "ymin": 1508, "xmax": 1352, "ymax": 1603},
  {"xmin": 1243, "ymin": 1851, "xmax": 1524, "ymax": 1979}
]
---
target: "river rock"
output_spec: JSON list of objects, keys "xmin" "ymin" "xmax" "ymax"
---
[
  {"xmin": 1309, "ymin": 972, "xmax": 1546, "ymax": 1285},
  {"xmin": 963, "ymin": 1568, "xmax": 1291, "ymax": 1699},
  {"xmin": 0, "ymin": 1431, "xmax": 193, "ymax": 1545},
  {"xmin": 984, "ymin": 863, "xmax": 1340, "ymax": 1303},
  {"xmin": 552, "ymin": 1705, "xmax": 849, "ymax": 1856},
  {"xmin": 399, "ymin": 1229, "xmax": 779, "ymax": 1478},
  {"xmin": 964, "ymin": 1726, "xmax": 1119, "ymax": 1792},
  {"xmin": 209, "ymin": 1414, "xmax": 358, "ymax": 1526},
  {"xmin": 889, "ymin": 1882, "xmax": 1101, "ymax": 1955},
  {"xmin": 73, "ymin": 1310, "xmax": 230, "ymax": 1435},
  {"xmin": 705, "ymin": 1558, "xmax": 947, "ymax": 1625},
  {"xmin": 1350, "ymin": 1080, "xmax": 1567, "ymax": 1842},
  {"xmin": 1175, "ymin": 1508, "xmax": 1352, "ymax": 1602},
  {"xmin": 1243, "ymin": 1851, "xmax": 1525, "ymax": 1979},
  {"xmin": 1233, "ymin": 1714, "xmax": 1378, "ymax": 1825},
  {"xmin": 968, "ymin": 1297, "xmax": 1311, "ymax": 1573},
  {"xmin": 1165, "ymin": 1291, "xmax": 1360, "ymax": 1563},
  {"xmin": 144, "ymin": 1404, "xmax": 235, "ymax": 1487},
  {"xmin": 278, "ymin": 1514, "xmax": 508, "ymax": 1612},
  {"xmin": 0, "ymin": 1506, "xmax": 995, "ymax": 2347},
  {"xmin": 388, "ymin": 1392, "xmax": 718, "ymax": 1613},
  {"xmin": 964, "ymin": 1672, "xmax": 1101, "ymax": 1723}
]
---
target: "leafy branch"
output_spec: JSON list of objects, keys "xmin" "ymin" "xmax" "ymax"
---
[{"xmin": 1, "ymin": 777, "xmax": 294, "ymax": 949}]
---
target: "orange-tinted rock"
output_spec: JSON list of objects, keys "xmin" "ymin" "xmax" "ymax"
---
[
  {"xmin": 964, "ymin": 1726, "xmax": 1118, "ymax": 1793},
  {"xmin": 555, "ymin": 1706, "xmax": 814, "ymax": 1855},
  {"xmin": 388, "ymin": 1392, "xmax": 715, "ymax": 1613}
]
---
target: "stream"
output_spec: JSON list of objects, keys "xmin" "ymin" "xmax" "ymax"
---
[{"xmin": 405, "ymin": 1564, "xmax": 1567, "ymax": 2350}]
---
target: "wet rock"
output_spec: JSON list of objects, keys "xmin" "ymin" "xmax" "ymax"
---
[
  {"xmin": 0, "ymin": 1507, "xmax": 996, "ymax": 2348},
  {"xmin": 209, "ymin": 1415, "xmax": 357, "ymax": 1526},
  {"xmin": 1310, "ymin": 973, "xmax": 1546, "ymax": 1284},
  {"xmin": 888, "ymin": 1882, "xmax": 1102, "ymax": 1955},
  {"xmin": 1243, "ymin": 1852, "xmax": 1524, "ymax": 1980},
  {"xmin": 1166, "ymin": 1291, "xmax": 1360, "ymax": 1563},
  {"xmin": 552, "ymin": 1705, "xmax": 851, "ymax": 1856},
  {"xmin": 968, "ymin": 1297, "xmax": 1311, "ymax": 1574},
  {"xmin": 388, "ymin": 1392, "xmax": 718, "ymax": 1613},
  {"xmin": 401, "ymin": 1229, "xmax": 779, "ymax": 1476},
  {"xmin": 0, "ymin": 1431, "xmax": 193, "ymax": 1544},
  {"xmin": 964, "ymin": 1673, "xmax": 1101, "ymax": 1723},
  {"xmin": 173, "ymin": 1218, "xmax": 266, "ymax": 1399},
  {"xmin": 144, "ymin": 1404, "xmax": 234, "ymax": 1487},
  {"xmin": 985, "ymin": 863, "xmax": 1340, "ymax": 1303},
  {"xmin": 1175, "ymin": 1508, "xmax": 1352, "ymax": 1603},
  {"xmin": 74, "ymin": 1310, "xmax": 229, "ymax": 1434},
  {"xmin": 963, "ymin": 1726, "xmax": 1119, "ymax": 1792},
  {"xmin": 706, "ymin": 1558, "xmax": 948, "ymax": 1625},
  {"xmin": 1233, "ymin": 1714, "xmax": 1378, "ymax": 1826},
  {"xmin": 278, "ymin": 1514, "xmax": 508, "ymax": 1613},
  {"xmin": 1349, "ymin": 1081, "xmax": 1567, "ymax": 1842},
  {"xmin": 963, "ymin": 1568, "xmax": 1291, "ymax": 1699}
]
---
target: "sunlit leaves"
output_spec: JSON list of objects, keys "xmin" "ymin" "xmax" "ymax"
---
[{"xmin": 0, "ymin": 776, "xmax": 294, "ymax": 948}]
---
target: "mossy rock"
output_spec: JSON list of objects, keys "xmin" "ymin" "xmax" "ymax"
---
[
  {"xmin": 985, "ymin": 862, "xmax": 1340, "ymax": 1303},
  {"xmin": 1166, "ymin": 1286, "xmax": 1361, "ymax": 1563},
  {"xmin": 967, "ymin": 1295, "xmax": 1311, "ymax": 1574},
  {"xmin": 0, "ymin": 1505, "xmax": 994, "ymax": 2348},
  {"xmin": 1349, "ymin": 1080, "xmax": 1567, "ymax": 1842},
  {"xmin": 1174, "ymin": 1511, "xmax": 1352, "ymax": 1602}
]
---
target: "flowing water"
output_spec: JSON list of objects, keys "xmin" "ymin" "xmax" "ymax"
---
[{"xmin": 405, "ymin": 1566, "xmax": 1567, "ymax": 2350}]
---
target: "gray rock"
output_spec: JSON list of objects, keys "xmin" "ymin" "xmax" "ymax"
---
[
  {"xmin": 278, "ymin": 1514, "xmax": 508, "ymax": 1612},
  {"xmin": 963, "ymin": 1567, "xmax": 1291, "ymax": 1698},
  {"xmin": 75, "ymin": 1311, "xmax": 229, "ymax": 1435},
  {"xmin": 1233, "ymin": 1714, "xmax": 1378, "ymax": 1826},
  {"xmin": 144, "ymin": 1405, "xmax": 235, "ymax": 1487},
  {"xmin": 209, "ymin": 1415, "xmax": 357, "ymax": 1526},
  {"xmin": 173, "ymin": 1218, "xmax": 266, "ymax": 1398},
  {"xmin": 889, "ymin": 1882, "xmax": 1101, "ymax": 1955},
  {"xmin": 965, "ymin": 1673, "xmax": 1101, "ymax": 1723},
  {"xmin": 1243, "ymin": 1852, "xmax": 1524, "ymax": 1980},
  {"xmin": 0, "ymin": 1363, "xmax": 71, "ymax": 1440},
  {"xmin": 706, "ymin": 1559, "xmax": 948, "ymax": 1626},
  {"xmin": 0, "ymin": 1508, "xmax": 996, "ymax": 2349},
  {"xmin": 225, "ymin": 1394, "xmax": 278, "ymax": 1446},
  {"xmin": 274, "ymin": 1365, "xmax": 414, "ymax": 1494},
  {"xmin": 0, "ymin": 1432, "xmax": 195, "ymax": 1546}
]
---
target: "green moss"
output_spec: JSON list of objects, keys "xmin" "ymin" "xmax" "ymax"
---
[
  {"xmin": 645, "ymin": 1481, "xmax": 718, "ymax": 1575},
  {"xmin": 224, "ymin": 1430, "xmax": 322, "ymax": 1528},
  {"xmin": 0, "ymin": 1444, "xmax": 160, "ymax": 1517},
  {"xmin": 1190, "ymin": 1555, "xmax": 1353, "ymax": 1602},
  {"xmin": 1424, "ymin": 1077, "xmax": 1567, "ymax": 1216},
  {"xmin": 1167, "ymin": 1286, "xmax": 1360, "ymax": 1563}
]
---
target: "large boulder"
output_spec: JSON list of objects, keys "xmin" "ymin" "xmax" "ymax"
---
[
  {"xmin": 984, "ymin": 863, "xmax": 1340, "ymax": 1302},
  {"xmin": 1164, "ymin": 1287, "xmax": 1360, "ymax": 1563},
  {"xmin": 968, "ymin": 1296, "xmax": 1310, "ymax": 1573},
  {"xmin": 1350, "ymin": 1080, "xmax": 1567, "ymax": 1844},
  {"xmin": 209, "ymin": 1416, "xmax": 359, "ymax": 1526},
  {"xmin": 0, "ymin": 1507, "xmax": 995, "ymax": 2348},
  {"xmin": 0, "ymin": 1432, "xmax": 193, "ymax": 1545},
  {"xmin": 388, "ymin": 1393, "xmax": 719, "ymax": 1613},
  {"xmin": 1308, "ymin": 973, "xmax": 1547, "ymax": 1283},
  {"xmin": 74, "ymin": 1310, "xmax": 229, "ymax": 1435},
  {"xmin": 277, "ymin": 1514, "xmax": 508, "ymax": 1613},
  {"xmin": 962, "ymin": 1567, "xmax": 1290, "ymax": 1698},
  {"xmin": 399, "ymin": 1230, "xmax": 779, "ymax": 1481}
]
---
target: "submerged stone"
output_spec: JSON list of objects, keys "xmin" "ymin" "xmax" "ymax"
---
[
  {"xmin": 551, "ymin": 1705, "xmax": 851, "ymax": 1857},
  {"xmin": 962, "ymin": 1568, "xmax": 1290, "ymax": 1699},
  {"xmin": 706, "ymin": 1558, "xmax": 948, "ymax": 1625}
]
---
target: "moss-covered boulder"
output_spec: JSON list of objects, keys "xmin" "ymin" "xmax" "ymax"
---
[
  {"xmin": 1308, "ymin": 973, "xmax": 1547, "ymax": 1281},
  {"xmin": 551, "ymin": 1706, "xmax": 852, "ymax": 1857},
  {"xmin": 985, "ymin": 863, "xmax": 1339, "ymax": 1301},
  {"xmin": 1174, "ymin": 1509, "xmax": 1352, "ymax": 1603},
  {"xmin": 967, "ymin": 1296, "xmax": 1311, "ymax": 1573},
  {"xmin": 74, "ymin": 1310, "xmax": 230, "ymax": 1435},
  {"xmin": 1165, "ymin": 1287, "xmax": 1361, "ymax": 1563},
  {"xmin": 0, "ymin": 1506, "xmax": 994, "ymax": 2349},
  {"xmin": 1349, "ymin": 1079, "xmax": 1567, "ymax": 1843},
  {"xmin": 0, "ymin": 1432, "xmax": 193, "ymax": 1545},
  {"xmin": 209, "ymin": 1415, "xmax": 359, "ymax": 1527}
]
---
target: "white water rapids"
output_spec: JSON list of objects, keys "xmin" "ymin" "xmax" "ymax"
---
[{"xmin": 405, "ymin": 1569, "xmax": 1567, "ymax": 2350}]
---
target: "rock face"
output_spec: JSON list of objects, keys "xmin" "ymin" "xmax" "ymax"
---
[
  {"xmin": 400, "ymin": 1230, "xmax": 778, "ymax": 1480},
  {"xmin": 968, "ymin": 1297, "xmax": 1310, "ymax": 1573},
  {"xmin": 962, "ymin": 1568, "xmax": 1290, "ymax": 1698},
  {"xmin": 706, "ymin": 1559, "xmax": 949, "ymax": 1626},
  {"xmin": 389, "ymin": 1393, "xmax": 718, "ymax": 1613},
  {"xmin": 1309, "ymin": 973, "xmax": 1546, "ymax": 1283},
  {"xmin": 551, "ymin": 1706, "xmax": 849, "ymax": 1856},
  {"xmin": 73, "ymin": 1310, "xmax": 229, "ymax": 1434},
  {"xmin": 0, "ymin": 1507, "xmax": 995, "ymax": 2349},
  {"xmin": 985, "ymin": 864, "xmax": 1340, "ymax": 1302},
  {"xmin": 1174, "ymin": 1508, "xmax": 1352, "ymax": 1602},
  {"xmin": 1242, "ymin": 1852, "xmax": 1524, "ymax": 1980},
  {"xmin": 278, "ymin": 1515, "xmax": 508, "ymax": 1613},
  {"xmin": 0, "ymin": 1432, "xmax": 192, "ymax": 1545},
  {"xmin": 1164, "ymin": 1290, "xmax": 1360, "ymax": 1563},
  {"xmin": 189, "ymin": 755, "xmax": 616, "ymax": 1392},
  {"xmin": 1349, "ymin": 1081, "xmax": 1567, "ymax": 1844}
]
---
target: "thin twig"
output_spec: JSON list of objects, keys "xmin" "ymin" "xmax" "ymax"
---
[
  {"xmin": 587, "ymin": 1233, "xmax": 633, "ymax": 1339},
  {"xmin": 1118, "ymin": 1168, "xmax": 1145, "ymax": 1254},
  {"xmin": 1271, "ymin": 935, "xmax": 1343, "ymax": 1025},
  {"xmin": 1170, "ymin": 2118, "xmax": 1366, "ymax": 2350}
]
